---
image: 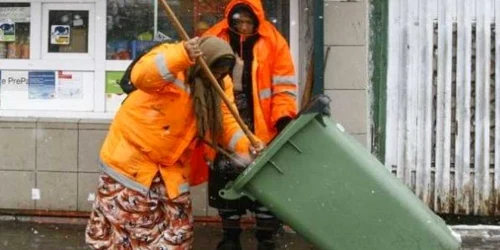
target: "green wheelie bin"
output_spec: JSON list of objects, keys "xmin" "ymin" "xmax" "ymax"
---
[{"xmin": 220, "ymin": 95, "xmax": 461, "ymax": 250}]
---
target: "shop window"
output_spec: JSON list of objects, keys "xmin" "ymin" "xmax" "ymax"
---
[
  {"xmin": 156, "ymin": 0, "xmax": 226, "ymax": 40},
  {"xmin": 0, "ymin": 3, "xmax": 30, "ymax": 59},
  {"xmin": 105, "ymin": 0, "xmax": 289, "ymax": 61},
  {"xmin": 47, "ymin": 10, "xmax": 89, "ymax": 53},
  {"xmin": 106, "ymin": 0, "xmax": 155, "ymax": 60},
  {"xmin": 156, "ymin": 0, "xmax": 289, "ymax": 41}
]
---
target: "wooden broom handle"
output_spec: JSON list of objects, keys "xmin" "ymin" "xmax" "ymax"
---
[{"xmin": 158, "ymin": 0, "xmax": 259, "ymax": 148}]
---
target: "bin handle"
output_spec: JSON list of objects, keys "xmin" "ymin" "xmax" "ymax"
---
[
  {"xmin": 287, "ymin": 140, "xmax": 303, "ymax": 153},
  {"xmin": 297, "ymin": 94, "xmax": 331, "ymax": 117},
  {"xmin": 269, "ymin": 160, "xmax": 284, "ymax": 174},
  {"xmin": 219, "ymin": 188, "xmax": 256, "ymax": 201}
]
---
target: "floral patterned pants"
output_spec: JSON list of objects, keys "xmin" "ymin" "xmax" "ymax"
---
[{"xmin": 85, "ymin": 174, "xmax": 193, "ymax": 250}]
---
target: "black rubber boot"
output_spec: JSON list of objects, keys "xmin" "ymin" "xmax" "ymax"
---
[
  {"xmin": 216, "ymin": 209, "xmax": 244, "ymax": 250},
  {"xmin": 216, "ymin": 235, "xmax": 242, "ymax": 250},
  {"xmin": 257, "ymin": 239, "xmax": 276, "ymax": 250},
  {"xmin": 254, "ymin": 209, "xmax": 280, "ymax": 250}
]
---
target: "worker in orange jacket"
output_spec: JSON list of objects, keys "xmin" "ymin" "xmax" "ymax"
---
[
  {"xmin": 85, "ymin": 36, "xmax": 263, "ymax": 250},
  {"xmin": 203, "ymin": 0, "xmax": 298, "ymax": 249}
]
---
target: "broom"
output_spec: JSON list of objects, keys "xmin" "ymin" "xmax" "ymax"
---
[{"xmin": 158, "ymin": 0, "xmax": 260, "ymax": 149}]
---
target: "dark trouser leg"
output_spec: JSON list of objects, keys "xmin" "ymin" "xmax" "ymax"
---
[
  {"xmin": 216, "ymin": 208, "xmax": 245, "ymax": 250},
  {"xmin": 209, "ymin": 154, "xmax": 252, "ymax": 250},
  {"xmin": 253, "ymin": 205, "xmax": 281, "ymax": 250}
]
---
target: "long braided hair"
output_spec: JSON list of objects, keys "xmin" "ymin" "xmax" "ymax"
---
[{"xmin": 188, "ymin": 36, "xmax": 236, "ymax": 143}]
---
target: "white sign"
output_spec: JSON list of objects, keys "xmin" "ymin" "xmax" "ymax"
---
[
  {"xmin": 0, "ymin": 21, "xmax": 15, "ymax": 42},
  {"xmin": 154, "ymin": 31, "xmax": 173, "ymax": 42},
  {"xmin": 1, "ymin": 70, "xmax": 28, "ymax": 91},
  {"xmin": 57, "ymin": 71, "xmax": 83, "ymax": 99},
  {"xmin": 0, "ymin": 7, "xmax": 30, "ymax": 23},
  {"xmin": 87, "ymin": 193, "xmax": 95, "ymax": 202},
  {"xmin": 31, "ymin": 188, "xmax": 40, "ymax": 200},
  {"xmin": 50, "ymin": 25, "xmax": 70, "ymax": 45}
]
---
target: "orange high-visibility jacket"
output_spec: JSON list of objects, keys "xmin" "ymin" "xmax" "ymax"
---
[
  {"xmin": 203, "ymin": 0, "xmax": 298, "ymax": 143},
  {"xmin": 99, "ymin": 42, "xmax": 250, "ymax": 198}
]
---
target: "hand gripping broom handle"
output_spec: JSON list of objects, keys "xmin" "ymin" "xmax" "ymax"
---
[{"xmin": 159, "ymin": 0, "xmax": 259, "ymax": 148}]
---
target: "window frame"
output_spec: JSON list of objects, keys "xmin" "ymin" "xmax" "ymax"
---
[{"xmin": 41, "ymin": 3, "xmax": 95, "ymax": 60}]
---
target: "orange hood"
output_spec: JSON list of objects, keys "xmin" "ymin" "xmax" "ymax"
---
[
  {"xmin": 224, "ymin": 0, "xmax": 265, "ymax": 23},
  {"xmin": 215, "ymin": 0, "xmax": 276, "ymax": 37}
]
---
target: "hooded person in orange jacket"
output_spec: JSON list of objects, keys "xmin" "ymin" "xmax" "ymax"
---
[
  {"xmin": 203, "ymin": 1, "xmax": 298, "ymax": 249},
  {"xmin": 85, "ymin": 36, "xmax": 263, "ymax": 250}
]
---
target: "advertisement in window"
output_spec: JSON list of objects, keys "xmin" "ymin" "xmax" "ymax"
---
[{"xmin": 0, "ymin": 3, "xmax": 30, "ymax": 59}]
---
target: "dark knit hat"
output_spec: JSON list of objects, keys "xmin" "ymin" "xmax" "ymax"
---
[{"xmin": 190, "ymin": 36, "xmax": 236, "ymax": 79}]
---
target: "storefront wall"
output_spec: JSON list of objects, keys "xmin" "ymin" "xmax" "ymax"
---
[{"xmin": 0, "ymin": 0, "xmax": 298, "ymax": 216}]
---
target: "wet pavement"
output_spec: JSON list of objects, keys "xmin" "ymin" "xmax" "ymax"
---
[
  {"xmin": 452, "ymin": 225, "xmax": 500, "ymax": 250},
  {"xmin": 1, "ymin": 219, "xmax": 500, "ymax": 249},
  {"xmin": 0, "ymin": 219, "xmax": 313, "ymax": 250}
]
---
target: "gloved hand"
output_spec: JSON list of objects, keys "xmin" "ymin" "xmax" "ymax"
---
[
  {"xmin": 213, "ymin": 154, "xmax": 245, "ymax": 175},
  {"xmin": 275, "ymin": 116, "xmax": 293, "ymax": 133}
]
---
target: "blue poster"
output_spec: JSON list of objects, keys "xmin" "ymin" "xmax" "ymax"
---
[{"xmin": 28, "ymin": 71, "xmax": 55, "ymax": 99}]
